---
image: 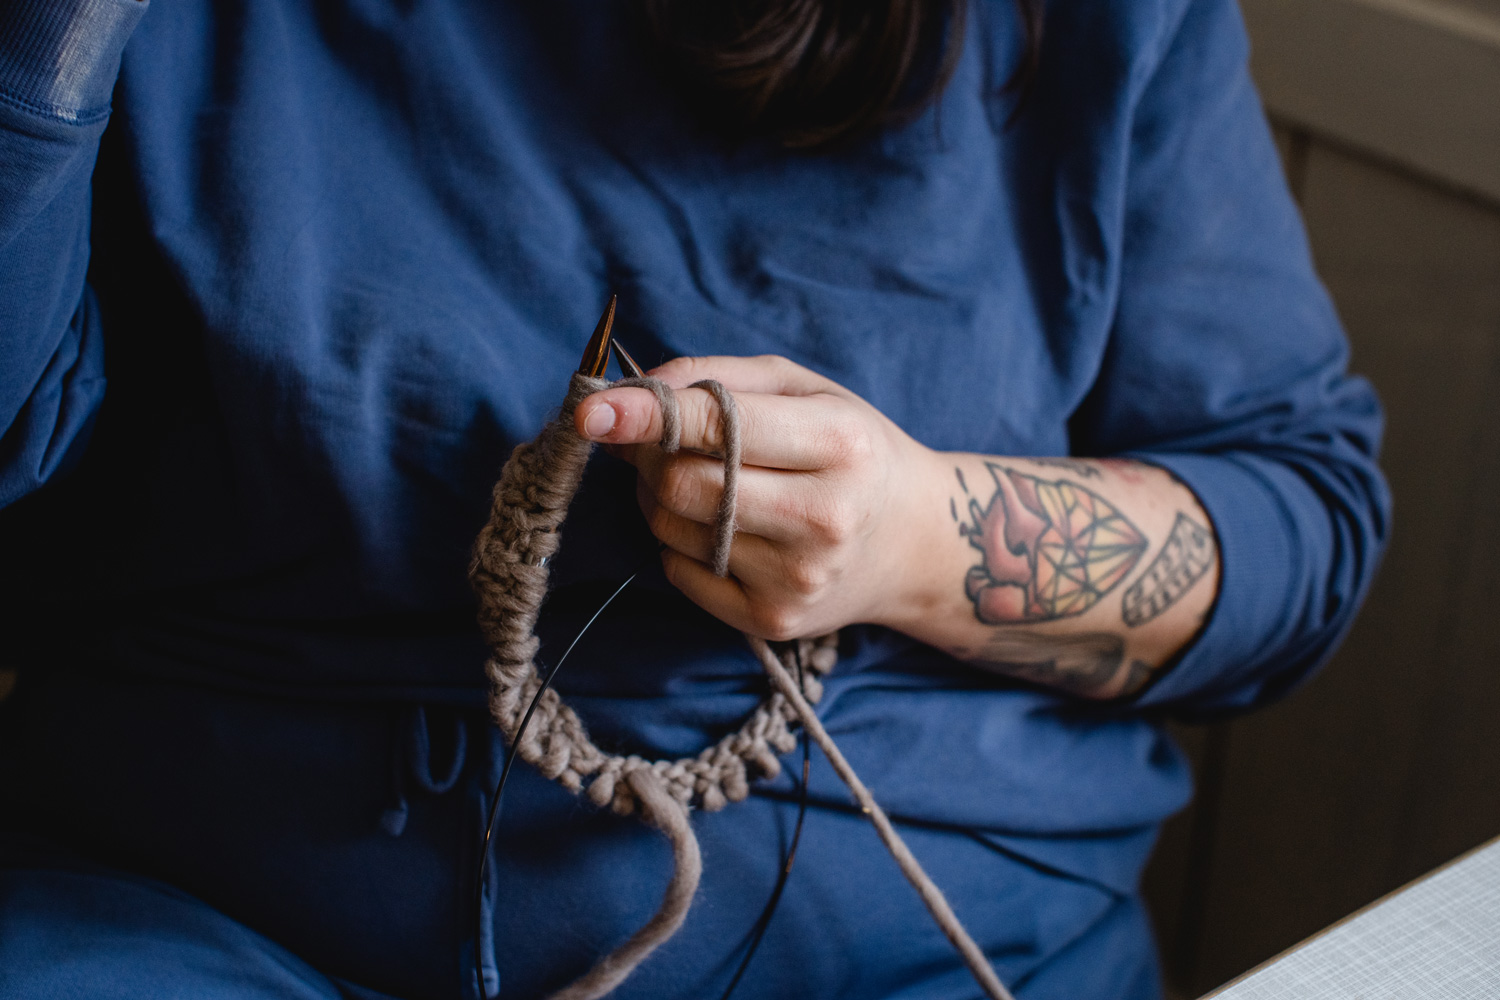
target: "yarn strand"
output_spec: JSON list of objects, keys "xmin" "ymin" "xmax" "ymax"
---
[
  {"xmin": 687, "ymin": 378, "xmax": 741, "ymax": 576},
  {"xmin": 470, "ymin": 368, "xmax": 1013, "ymax": 1000},
  {"xmin": 747, "ymin": 636, "xmax": 1014, "ymax": 1000},
  {"xmin": 545, "ymin": 769, "xmax": 702, "ymax": 1000},
  {"xmin": 472, "ymin": 567, "xmax": 646, "ymax": 1000}
]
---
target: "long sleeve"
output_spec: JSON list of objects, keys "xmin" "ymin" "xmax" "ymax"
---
[
  {"xmin": 1071, "ymin": 0, "xmax": 1391, "ymax": 714},
  {"xmin": 0, "ymin": 0, "xmax": 146, "ymax": 507}
]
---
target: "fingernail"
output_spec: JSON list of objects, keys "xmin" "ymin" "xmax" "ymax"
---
[{"xmin": 583, "ymin": 402, "xmax": 617, "ymax": 439}]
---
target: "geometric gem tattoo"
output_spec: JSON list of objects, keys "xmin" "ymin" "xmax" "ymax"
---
[
  {"xmin": 1121, "ymin": 512, "xmax": 1216, "ymax": 627},
  {"xmin": 958, "ymin": 463, "xmax": 1148, "ymax": 624}
]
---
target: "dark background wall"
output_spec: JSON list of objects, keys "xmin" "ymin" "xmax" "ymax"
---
[{"xmin": 1145, "ymin": 1, "xmax": 1500, "ymax": 995}]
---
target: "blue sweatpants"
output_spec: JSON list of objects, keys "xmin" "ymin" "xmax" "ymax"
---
[{"xmin": 0, "ymin": 669, "xmax": 1164, "ymax": 1000}]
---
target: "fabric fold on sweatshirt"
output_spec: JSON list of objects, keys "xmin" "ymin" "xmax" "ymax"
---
[{"xmin": 0, "ymin": 0, "xmax": 1388, "ymax": 996}]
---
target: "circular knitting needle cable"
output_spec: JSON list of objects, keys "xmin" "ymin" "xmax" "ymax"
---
[
  {"xmin": 471, "ymin": 572, "xmax": 812, "ymax": 1000},
  {"xmin": 717, "ymin": 643, "xmax": 811, "ymax": 1000},
  {"xmin": 473, "ymin": 568, "xmax": 645, "ymax": 1000},
  {"xmin": 469, "ymin": 304, "xmax": 1013, "ymax": 1000}
]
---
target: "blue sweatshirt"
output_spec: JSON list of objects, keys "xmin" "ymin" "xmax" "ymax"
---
[{"xmin": 0, "ymin": 0, "xmax": 1388, "ymax": 997}]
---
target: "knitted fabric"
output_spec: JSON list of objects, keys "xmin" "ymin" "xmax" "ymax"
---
[{"xmin": 469, "ymin": 373, "xmax": 1012, "ymax": 1000}]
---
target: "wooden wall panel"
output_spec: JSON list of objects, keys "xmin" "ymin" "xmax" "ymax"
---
[
  {"xmin": 1304, "ymin": 152, "xmax": 1500, "ymax": 882},
  {"xmin": 1241, "ymin": 0, "xmax": 1500, "ymax": 204},
  {"xmin": 1147, "ymin": 141, "xmax": 1500, "ymax": 997},
  {"xmin": 1454, "ymin": 0, "xmax": 1500, "ymax": 19}
]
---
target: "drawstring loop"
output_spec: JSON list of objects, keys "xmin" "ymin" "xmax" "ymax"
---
[
  {"xmin": 411, "ymin": 705, "xmax": 468, "ymax": 795},
  {"xmin": 380, "ymin": 706, "xmax": 472, "ymax": 837}
]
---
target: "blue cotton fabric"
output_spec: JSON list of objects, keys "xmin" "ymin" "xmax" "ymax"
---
[{"xmin": 0, "ymin": 0, "xmax": 1388, "ymax": 997}]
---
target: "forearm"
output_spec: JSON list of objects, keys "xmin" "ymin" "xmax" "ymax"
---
[
  {"xmin": 883, "ymin": 452, "xmax": 1219, "ymax": 699},
  {"xmin": 581, "ymin": 356, "xmax": 1222, "ymax": 700}
]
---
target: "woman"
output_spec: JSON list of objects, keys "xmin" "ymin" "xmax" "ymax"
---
[{"xmin": 0, "ymin": 0, "xmax": 1387, "ymax": 997}]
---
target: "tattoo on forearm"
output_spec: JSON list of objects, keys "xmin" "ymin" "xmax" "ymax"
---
[
  {"xmin": 956, "ymin": 463, "xmax": 1148, "ymax": 624},
  {"xmin": 1118, "ymin": 657, "xmax": 1153, "ymax": 695},
  {"xmin": 1029, "ymin": 456, "xmax": 1101, "ymax": 479},
  {"xmin": 972, "ymin": 630, "xmax": 1151, "ymax": 697},
  {"xmin": 1121, "ymin": 512, "xmax": 1217, "ymax": 627}
]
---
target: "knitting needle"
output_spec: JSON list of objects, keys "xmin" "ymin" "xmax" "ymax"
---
[
  {"xmin": 612, "ymin": 338, "xmax": 646, "ymax": 379},
  {"xmin": 577, "ymin": 294, "xmax": 648, "ymax": 382},
  {"xmin": 579, "ymin": 294, "xmax": 618, "ymax": 378}
]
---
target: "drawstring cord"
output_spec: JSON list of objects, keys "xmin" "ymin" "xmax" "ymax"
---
[{"xmin": 380, "ymin": 706, "xmax": 470, "ymax": 838}]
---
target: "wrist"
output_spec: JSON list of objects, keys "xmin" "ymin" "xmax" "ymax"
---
[{"xmin": 866, "ymin": 441, "xmax": 963, "ymax": 636}]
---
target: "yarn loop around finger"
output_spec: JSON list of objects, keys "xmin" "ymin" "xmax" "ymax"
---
[
  {"xmin": 469, "ymin": 370, "xmax": 1012, "ymax": 1000},
  {"xmin": 469, "ymin": 373, "xmax": 835, "ymax": 1000}
]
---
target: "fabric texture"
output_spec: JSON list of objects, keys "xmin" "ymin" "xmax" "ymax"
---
[{"xmin": 0, "ymin": 0, "xmax": 1388, "ymax": 996}]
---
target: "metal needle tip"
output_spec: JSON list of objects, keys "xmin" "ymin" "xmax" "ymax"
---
[
  {"xmin": 612, "ymin": 338, "xmax": 646, "ymax": 379},
  {"xmin": 577, "ymin": 295, "xmax": 617, "ymax": 378}
]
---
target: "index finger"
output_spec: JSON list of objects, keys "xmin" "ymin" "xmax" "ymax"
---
[
  {"xmin": 648, "ymin": 354, "xmax": 854, "ymax": 399},
  {"xmin": 575, "ymin": 385, "xmax": 856, "ymax": 471}
]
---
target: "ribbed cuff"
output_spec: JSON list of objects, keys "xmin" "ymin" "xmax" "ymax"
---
[
  {"xmin": 0, "ymin": 0, "xmax": 147, "ymax": 122},
  {"xmin": 1129, "ymin": 450, "xmax": 1312, "ymax": 712}
]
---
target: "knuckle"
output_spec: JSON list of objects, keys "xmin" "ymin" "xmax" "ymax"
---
[
  {"xmin": 785, "ymin": 558, "xmax": 829, "ymax": 598},
  {"xmin": 749, "ymin": 603, "xmax": 800, "ymax": 643},
  {"xmin": 646, "ymin": 502, "xmax": 677, "ymax": 540},
  {"xmin": 669, "ymin": 355, "xmax": 721, "ymax": 388},
  {"xmin": 765, "ymin": 354, "xmax": 811, "ymax": 387},
  {"xmin": 825, "ymin": 412, "xmax": 874, "ymax": 466},
  {"xmin": 657, "ymin": 460, "xmax": 703, "ymax": 514},
  {"xmin": 661, "ymin": 553, "xmax": 690, "ymax": 589},
  {"xmin": 766, "ymin": 353, "xmax": 839, "ymax": 395},
  {"xmin": 687, "ymin": 399, "xmax": 726, "ymax": 456},
  {"xmin": 842, "ymin": 420, "xmax": 877, "ymax": 465},
  {"xmin": 808, "ymin": 495, "xmax": 856, "ymax": 546},
  {"xmin": 654, "ymin": 356, "xmax": 700, "ymax": 381}
]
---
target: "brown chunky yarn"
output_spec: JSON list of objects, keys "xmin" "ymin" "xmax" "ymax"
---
[{"xmin": 469, "ymin": 372, "xmax": 1013, "ymax": 1000}]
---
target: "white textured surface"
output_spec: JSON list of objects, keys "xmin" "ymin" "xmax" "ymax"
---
[{"xmin": 1209, "ymin": 839, "xmax": 1500, "ymax": 999}]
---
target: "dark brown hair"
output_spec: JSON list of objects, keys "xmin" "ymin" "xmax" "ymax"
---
[{"xmin": 641, "ymin": 0, "xmax": 1043, "ymax": 150}]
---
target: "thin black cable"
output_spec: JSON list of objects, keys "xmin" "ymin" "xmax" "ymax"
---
[
  {"xmin": 473, "ymin": 569, "xmax": 644, "ymax": 1000},
  {"xmin": 471, "ymin": 581, "xmax": 814, "ymax": 1000},
  {"xmin": 718, "ymin": 643, "xmax": 812, "ymax": 1000}
]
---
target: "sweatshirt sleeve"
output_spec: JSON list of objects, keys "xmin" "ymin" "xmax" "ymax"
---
[
  {"xmin": 0, "ymin": 0, "xmax": 147, "ymax": 507},
  {"xmin": 1071, "ymin": 0, "xmax": 1391, "ymax": 714}
]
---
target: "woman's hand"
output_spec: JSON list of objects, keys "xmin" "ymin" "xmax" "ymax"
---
[
  {"xmin": 574, "ymin": 354, "xmax": 946, "ymax": 641},
  {"xmin": 576, "ymin": 353, "xmax": 1223, "ymax": 699}
]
